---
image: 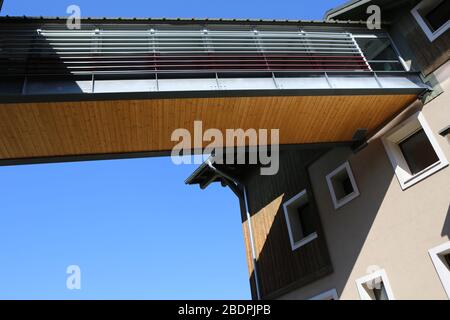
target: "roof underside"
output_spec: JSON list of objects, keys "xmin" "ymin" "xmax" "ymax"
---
[{"xmin": 0, "ymin": 93, "xmax": 418, "ymax": 165}]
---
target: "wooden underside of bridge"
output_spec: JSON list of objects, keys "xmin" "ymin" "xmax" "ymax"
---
[{"xmin": 0, "ymin": 94, "xmax": 417, "ymax": 164}]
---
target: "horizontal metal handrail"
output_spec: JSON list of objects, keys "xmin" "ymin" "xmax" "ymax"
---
[{"xmin": 1, "ymin": 70, "xmax": 419, "ymax": 77}]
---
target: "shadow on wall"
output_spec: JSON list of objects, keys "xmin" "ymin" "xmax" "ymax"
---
[
  {"xmin": 243, "ymin": 142, "xmax": 397, "ymax": 299},
  {"xmin": 309, "ymin": 142, "xmax": 396, "ymax": 299},
  {"xmin": 387, "ymin": 6, "xmax": 450, "ymax": 77},
  {"xmin": 0, "ymin": 24, "xmax": 86, "ymax": 96},
  {"xmin": 241, "ymin": 149, "xmax": 334, "ymax": 299},
  {"xmin": 442, "ymin": 205, "xmax": 450, "ymax": 237}
]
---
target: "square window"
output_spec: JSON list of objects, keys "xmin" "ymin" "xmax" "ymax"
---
[
  {"xmin": 429, "ymin": 242, "xmax": 450, "ymax": 299},
  {"xmin": 398, "ymin": 129, "xmax": 440, "ymax": 175},
  {"xmin": 444, "ymin": 253, "xmax": 450, "ymax": 268},
  {"xmin": 382, "ymin": 112, "xmax": 448, "ymax": 190},
  {"xmin": 296, "ymin": 202, "xmax": 315, "ymax": 238},
  {"xmin": 411, "ymin": 0, "xmax": 450, "ymax": 42},
  {"xmin": 356, "ymin": 269, "xmax": 395, "ymax": 300},
  {"xmin": 372, "ymin": 281, "xmax": 389, "ymax": 300},
  {"xmin": 326, "ymin": 162, "xmax": 360, "ymax": 210},
  {"xmin": 282, "ymin": 190, "xmax": 318, "ymax": 251},
  {"xmin": 424, "ymin": 0, "xmax": 450, "ymax": 31},
  {"xmin": 331, "ymin": 170, "xmax": 354, "ymax": 200}
]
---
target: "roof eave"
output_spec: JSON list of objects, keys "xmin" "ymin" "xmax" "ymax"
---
[
  {"xmin": 324, "ymin": 0, "xmax": 369, "ymax": 21},
  {"xmin": 0, "ymin": 15, "xmax": 369, "ymax": 26}
]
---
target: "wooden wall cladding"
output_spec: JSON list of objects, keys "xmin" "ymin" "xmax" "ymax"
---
[
  {"xmin": 390, "ymin": 10, "xmax": 450, "ymax": 76},
  {"xmin": 242, "ymin": 150, "xmax": 333, "ymax": 299}
]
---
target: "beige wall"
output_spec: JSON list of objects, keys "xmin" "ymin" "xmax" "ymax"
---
[{"xmin": 280, "ymin": 61, "xmax": 450, "ymax": 300}]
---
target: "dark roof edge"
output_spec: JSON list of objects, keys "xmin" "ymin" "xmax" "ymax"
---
[
  {"xmin": 184, "ymin": 157, "xmax": 213, "ymax": 185},
  {"xmin": 0, "ymin": 15, "xmax": 370, "ymax": 26},
  {"xmin": 324, "ymin": 0, "xmax": 370, "ymax": 21}
]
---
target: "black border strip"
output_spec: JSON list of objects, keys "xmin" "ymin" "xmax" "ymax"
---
[
  {"xmin": 0, "ymin": 87, "xmax": 426, "ymax": 104},
  {"xmin": 0, "ymin": 142, "xmax": 354, "ymax": 167}
]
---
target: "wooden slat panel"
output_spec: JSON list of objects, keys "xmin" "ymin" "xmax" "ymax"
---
[
  {"xmin": 243, "ymin": 150, "xmax": 332, "ymax": 299},
  {"xmin": 0, "ymin": 94, "xmax": 416, "ymax": 160},
  {"xmin": 390, "ymin": 10, "xmax": 450, "ymax": 76}
]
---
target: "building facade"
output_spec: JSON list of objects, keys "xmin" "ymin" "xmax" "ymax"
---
[
  {"xmin": 281, "ymin": 0, "xmax": 450, "ymax": 300},
  {"xmin": 187, "ymin": 0, "xmax": 450, "ymax": 300},
  {"xmin": 0, "ymin": 0, "xmax": 448, "ymax": 300},
  {"xmin": 289, "ymin": 0, "xmax": 450, "ymax": 300}
]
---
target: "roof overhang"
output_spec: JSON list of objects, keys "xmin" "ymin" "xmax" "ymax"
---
[
  {"xmin": 184, "ymin": 156, "xmax": 259, "ymax": 189},
  {"xmin": 184, "ymin": 143, "xmax": 342, "ymax": 188},
  {"xmin": 324, "ymin": 0, "xmax": 415, "ymax": 21},
  {"xmin": 0, "ymin": 82, "xmax": 424, "ymax": 166}
]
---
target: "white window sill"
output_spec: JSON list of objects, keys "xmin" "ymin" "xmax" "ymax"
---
[
  {"xmin": 400, "ymin": 160, "xmax": 448, "ymax": 190},
  {"xmin": 333, "ymin": 191, "xmax": 360, "ymax": 210},
  {"xmin": 292, "ymin": 232, "xmax": 318, "ymax": 251},
  {"xmin": 429, "ymin": 242, "xmax": 450, "ymax": 299}
]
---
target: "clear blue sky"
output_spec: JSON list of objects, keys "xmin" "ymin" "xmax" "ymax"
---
[
  {"xmin": 1, "ymin": 0, "xmax": 344, "ymax": 20},
  {"xmin": 0, "ymin": 0, "xmax": 345, "ymax": 300}
]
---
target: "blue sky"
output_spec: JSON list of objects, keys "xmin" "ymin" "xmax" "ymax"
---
[
  {"xmin": 0, "ymin": 0, "xmax": 345, "ymax": 299},
  {"xmin": 1, "ymin": 0, "xmax": 344, "ymax": 20}
]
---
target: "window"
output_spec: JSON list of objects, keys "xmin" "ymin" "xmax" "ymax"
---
[
  {"xmin": 382, "ymin": 112, "xmax": 448, "ymax": 190},
  {"xmin": 356, "ymin": 269, "xmax": 395, "ymax": 300},
  {"xmin": 425, "ymin": 1, "xmax": 450, "ymax": 31},
  {"xmin": 412, "ymin": 0, "xmax": 450, "ymax": 42},
  {"xmin": 398, "ymin": 129, "xmax": 440, "ymax": 175},
  {"xmin": 282, "ymin": 190, "xmax": 318, "ymax": 251},
  {"xmin": 326, "ymin": 162, "xmax": 360, "ymax": 209},
  {"xmin": 354, "ymin": 36, "xmax": 405, "ymax": 71},
  {"xmin": 309, "ymin": 288, "xmax": 339, "ymax": 300},
  {"xmin": 429, "ymin": 241, "xmax": 450, "ymax": 299},
  {"xmin": 444, "ymin": 253, "xmax": 450, "ymax": 268}
]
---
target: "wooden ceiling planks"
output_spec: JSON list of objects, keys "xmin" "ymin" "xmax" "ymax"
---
[{"xmin": 0, "ymin": 94, "xmax": 417, "ymax": 161}]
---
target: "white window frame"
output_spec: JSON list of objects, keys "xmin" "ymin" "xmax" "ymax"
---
[
  {"xmin": 325, "ymin": 162, "xmax": 360, "ymax": 210},
  {"xmin": 282, "ymin": 190, "xmax": 318, "ymax": 251},
  {"xmin": 411, "ymin": 0, "xmax": 450, "ymax": 42},
  {"xmin": 382, "ymin": 111, "xmax": 448, "ymax": 190},
  {"xmin": 309, "ymin": 288, "xmax": 339, "ymax": 300},
  {"xmin": 428, "ymin": 241, "xmax": 450, "ymax": 299},
  {"xmin": 356, "ymin": 269, "xmax": 395, "ymax": 300}
]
